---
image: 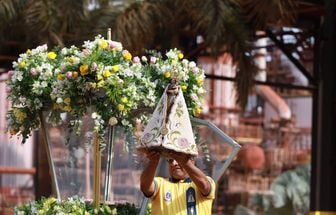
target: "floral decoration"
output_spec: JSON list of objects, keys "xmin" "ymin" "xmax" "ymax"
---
[
  {"xmin": 7, "ymin": 36, "xmax": 206, "ymax": 144},
  {"xmin": 14, "ymin": 196, "xmax": 139, "ymax": 215},
  {"xmin": 49, "ymin": 35, "xmax": 156, "ymax": 141},
  {"xmin": 141, "ymin": 48, "xmax": 206, "ymax": 116},
  {"xmin": 7, "ymin": 44, "xmax": 61, "ymax": 142}
]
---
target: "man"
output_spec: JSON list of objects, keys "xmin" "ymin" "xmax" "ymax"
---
[{"xmin": 140, "ymin": 150, "xmax": 216, "ymax": 215}]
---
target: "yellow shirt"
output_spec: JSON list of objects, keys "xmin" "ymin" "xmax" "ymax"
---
[{"xmin": 150, "ymin": 176, "xmax": 216, "ymax": 215}]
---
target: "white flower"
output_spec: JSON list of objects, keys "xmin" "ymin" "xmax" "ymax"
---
[
  {"xmin": 91, "ymin": 112, "xmax": 98, "ymax": 119},
  {"xmin": 109, "ymin": 117, "xmax": 118, "ymax": 126},
  {"xmin": 182, "ymin": 59, "xmax": 189, "ymax": 66},
  {"xmin": 191, "ymin": 93, "xmax": 198, "ymax": 101},
  {"xmin": 189, "ymin": 61, "xmax": 196, "ymax": 68},
  {"xmin": 166, "ymin": 49, "xmax": 178, "ymax": 60},
  {"xmin": 12, "ymin": 72, "xmax": 23, "ymax": 82},
  {"xmin": 122, "ymin": 68, "xmax": 133, "ymax": 77},
  {"xmin": 121, "ymin": 119, "xmax": 130, "ymax": 126},
  {"xmin": 56, "ymin": 98, "xmax": 63, "ymax": 104},
  {"xmin": 61, "ymin": 47, "xmax": 68, "ymax": 55},
  {"xmin": 19, "ymin": 97, "xmax": 26, "ymax": 104},
  {"xmin": 141, "ymin": 56, "xmax": 147, "ymax": 62}
]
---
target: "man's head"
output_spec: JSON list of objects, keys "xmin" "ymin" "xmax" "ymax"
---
[{"xmin": 167, "ymin": 157, "xmax": 195, "ymax": 181}]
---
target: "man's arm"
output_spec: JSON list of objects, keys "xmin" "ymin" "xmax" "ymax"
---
[
  {"xmin": 170, "ymin": 152, "xmax": 212, "ymax": 196},
  {"xmin": 140, "ymin": 150, "xmax": 160, "ymax": 197}
]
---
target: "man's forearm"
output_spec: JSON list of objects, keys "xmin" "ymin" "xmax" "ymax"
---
[
  {"xmin": 140, "ymin": 160, "xmax": 159, "ymax": 196},
  {"xmin": 181, "ymin": 159, "xmax": 211, "ymax": 196}
]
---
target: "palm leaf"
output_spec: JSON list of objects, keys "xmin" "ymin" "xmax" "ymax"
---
[
  {"xmin": 0, "ymin": 0, "xmax": 23, "ymax": 22},
  {"xmin": 240, "ymin": 0, "xmax": 299, "ymax": 29},
  {"xmin": 195, "ymin": 0, "xmax": 257, "ymax": 108},
  {"xmin": 24, "ymin": 0, "xmax": 90, "ymax": 46},
  {"xmin": 0, "ymin": 0, "xmax": 25, "ymax": 38},
  {"xmin": 113, "ymin": 1, "xmax": 158, "ymax": 53}
]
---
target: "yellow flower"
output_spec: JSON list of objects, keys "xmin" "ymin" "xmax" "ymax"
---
[
  {"xmin": 80, "ymin": 64, "xmax": 89, "ymax": 76},
  {"xmin": 57, "ymin": 74, "xmax": 65, "ymax": 81},
  {"xmin": 47, "ymin": 52, "xmax": 57, "ymax": 60},
  {"xmin": 118, "ymin": 104, "xmax": 125, "ymax": 111},
  {"xmin": 112, "ymin": 65, "xmax": 119, "ymax": 72},
  {"xmin": 112, "ymin": 208, "xmax": 118, "ymax": 215},
  {"xmin": 69, "ymin": 56, "xmax": 75, "ymax": 63},
  {"xmin": 46, "ymin": 197, "xmax": 57, "ymax": 205},
  {"xmin": 53, "ymin": 103, "xmax": 60, "ymax": 110},
  {"xmin": 72, "ymin": 71, "xmax": 78, "ymax": 78},
  {"xmin": 19, "ymin": 61, "xmax": 26, "ymax": 68},
  {"xmin": 97, "ymin": 74, "xmax": 103, "ymax": 80},
  {"xmin": 181, "ymin": 85, "xmax": 188, "ymax": 91},
  {"xmin": 64, "ymin": 97, "xmax": 71, "ymax": 104},
  {"xmin": 90, "ymin": 82, "xmax": 97, "ymax": 89},
  {"xmin": 164, "ymin": 71, "xmax": 171, "ymax": 78},
  {"xmin": 197, "ymin": 77, "xmax": 204, "ymax": 84},
  {"xmin": 123, "ymin": 51, "xmax": 132, "ymax": 61},
  {"xmin": 100, "ymin": 40, "xmax": 108, "ymax": 49},
  {"xmin": 121, "ymin": 97, "xmax": 128, "ymax": 103},
  {"xmin": 103, "ymin": 70, "xmax": 111, "ymax": 78},
  {"xmin": 195, "ymin": 107, "xmax": 202, "ymax": 116},
  {"xmin": 178, "ymin": 52, "xmax": 184, "ymax": 59},
  {"xmin": 26, "ymin": 49, "xmax": 31, "ymax": 55},
  {"xmin": 63, "ymin": 106, "xmax": 72, "ymax": 112},
  {"xmin": 97, "ymin": 80, "xmax": 105, "ymax": 87},
  {"xmin": 19, "ymin": 113, "xmax": 27, "ymax": 121},
  {"xmin": 9, "ymin": 129, "xmax": 17, "ymax": 135}
]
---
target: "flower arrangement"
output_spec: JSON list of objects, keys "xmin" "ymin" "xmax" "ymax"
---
[
  {"xmin": 7, "ymin": 44, "xmax": 61, "ymax": 143},
  {"xmin": 49, "ymin": 35, "xmax": 156, "ymax": 142},
  {"xmin": 141, "ymin": 48, "xmax": 206, "ymax": 116},
  {"xmin": 14, "ymin": 196, "xmax": 139, "ymax": 215},
  {"xmin": 6, "ymin": 36, "xmax": 206, "ymax": 144}
]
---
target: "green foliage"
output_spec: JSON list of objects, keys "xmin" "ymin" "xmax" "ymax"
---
[
  {"xmin": 14, "ymin": 196, "xmax": 139, "ymax": 215},
  {"xmin": 249, "ymin": 164, "xmax": 311, "ymax": 215}
]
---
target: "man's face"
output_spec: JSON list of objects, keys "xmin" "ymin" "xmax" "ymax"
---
[{"xmin": 168, "ymin": 159, "xmax": 189, "ymax": 180}]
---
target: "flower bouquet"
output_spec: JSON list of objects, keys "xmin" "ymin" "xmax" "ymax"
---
[
  {"xmin": 7, "ymin": 44, "xmax": 61, "ymax": 143},
  {"xmin": 141, "ymin": 48, "xmax": 206, "ymax": 117},
  {"xmin": 49, "ymin": 35, "xmax": 157, "ymax": 143},
  {"xmin": 7, "ymin": 37, "xmax": 206, "ymax": 145},
  {"xmin": 7, "ymin": 35, "xmax": 157, "ymax": 144}
]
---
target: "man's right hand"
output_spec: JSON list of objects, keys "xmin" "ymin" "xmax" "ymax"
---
[
  {"xmin": 140, "ymin": 150, "xmax": 160, "ymax": 197},
  {"xmin": 146, "ymin": 150, "xmax": 160, "ymax": 165}
]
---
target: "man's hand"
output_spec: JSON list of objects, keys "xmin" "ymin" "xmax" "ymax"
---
[
  {"xmin": 146, "ymin": 150, "xmax": 160, "ymax": 165},
  {"xmin": 140, "ymin": 150, "xmax": 160, "ymax": 197}
]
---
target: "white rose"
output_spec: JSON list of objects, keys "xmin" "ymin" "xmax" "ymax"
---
[{"xmin": 109, "ymin": 117, "xmax": 118, "ymax": 126}]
